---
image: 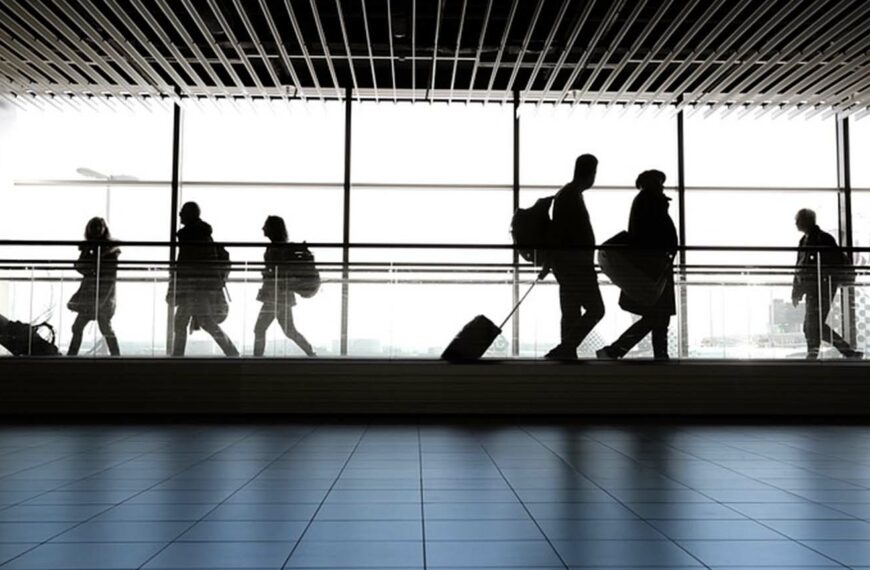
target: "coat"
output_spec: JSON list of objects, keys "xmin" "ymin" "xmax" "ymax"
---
[
  {"xmin": 169, "ymin": 219, "xmax": 224, "ymax": 307},
  {"xmin": 618, "ymin": 190, "xmax": 678, "ymax": 316},
  {"xmin": 256, "ymin": 243, "xmax": 300, "ymax": 307},
  {"xmin": 68, "ymin": 243, "xmax": 120, "ymax": 319},
  {"xmin": 792, "ymin": 225, "xmax": 846, "ymax": 299}
]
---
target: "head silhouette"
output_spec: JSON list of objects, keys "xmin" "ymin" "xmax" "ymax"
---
[
  {"xmin": 636, "ymin": 170, "xmax": 666, "ymax": 193},
  {"xmin": 263, "ymin": 215, "xmax": 289, "ymax": 242},
  {"xmin": 179, "ymin": 202, "xmax": 201, "ymax": 226},
  {"xmin": 795, "ymin": 208, "xmax": 816, "ymax": 233},
  {"xmin": 573, "ymin": 154, "xmax": 598, "ymax": 187},
  {"xmin": 84, "ymin": 217, "xmax": 110, "ymax": 241}
]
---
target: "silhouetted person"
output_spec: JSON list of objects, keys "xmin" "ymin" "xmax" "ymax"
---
[
  {"xmin": 597, "ymin": 170, "xmax": 677, "ymax": 360},
  {"xmin": 168, "ymin": 202, "xmax": 239, "ymax": 357},
  {"xmin": 792, "ymin": 208, "xmax": 861, "ymax": 360},
  {"xmin": 253, "ymin": 216, "xmax": 316, "ymax": 357},
  {"xmin": 545, "ymin": 154, "xmax": 605, "ymax": 360},
  {"xmin": 67, "ymin": 217, "xmax": 120, "ymax": 356}
]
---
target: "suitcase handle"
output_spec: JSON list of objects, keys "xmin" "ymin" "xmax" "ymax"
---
[{"xmin": 497, "ymin": 279, "xmax": 539, "ymax": 330}]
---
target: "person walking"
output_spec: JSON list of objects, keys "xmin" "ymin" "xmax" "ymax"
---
[
  {"xmin": 253, "ymin": 216, "xmax": 316, "ymax": 357},
  {"xmin": 597, "ymin": 170, "xmax": 677, "ymax": 360},
  {"xmin": 67, "ymin": 217, "xmax": 121, "ymax": 356},
  {"xmin": 168, "ymin": 202, "xmax": 239, "ymax": 357},
  {"xmin": 545, "ymin": 154, "xmax": 605, "ymax": 361},
  {"xmin": 791, "ymin": 208, "xmax": 862, "ymax": 360}
]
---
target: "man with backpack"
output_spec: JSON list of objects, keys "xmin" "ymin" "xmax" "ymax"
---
[
  {"xmin": 168, "ymin": 202, "xmax": 239, "ymax": 357},
  {"xmin": 792, "ymin": 208, "xmax": 861, "ymax": 360},
  {"xmin": 545, "ymin": 154, "xmax": 605, "ymax": 360}
]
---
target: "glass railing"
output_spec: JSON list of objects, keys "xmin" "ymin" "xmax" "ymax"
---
[{"xmin": 0, "ymin": 240, "xmax": 866, "ymax": 360}]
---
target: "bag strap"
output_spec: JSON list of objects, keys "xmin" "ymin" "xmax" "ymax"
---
[
  {"xmin": 33, "ymin": 321, "xmax": 56, "ymax": 344},
  {"xmin": 498, "ymin": 278, "xmax": 539, "ymax": 330}
]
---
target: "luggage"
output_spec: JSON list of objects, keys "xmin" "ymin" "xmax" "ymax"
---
[
  {"xmin": 288, "ymin": 243, "xmax": 321, "ymax": 299},
  {"xmin": 511, "ymin": 196, "xmax": 555, "ymax": 267},
  {"xmin": 598, "ymin": 231, "xmax": 669, "ymax": 307},
  {"xmin": 0, "ymin": 314, "xmax": 60, "ymax": 356},
  {"xmin": 441, "ymin": 280, "xmax": 538, "ymax": 362}
]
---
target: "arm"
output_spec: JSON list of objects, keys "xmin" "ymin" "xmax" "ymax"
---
[{"xmin": 792, "ymin": 237, "xmax": 804, "ymax": 306}]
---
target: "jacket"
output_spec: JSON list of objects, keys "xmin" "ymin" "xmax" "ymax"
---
[
  {"xmin": 792, "ymin": 225, "xmax": 846, "ymax": 299},
  {"xmin": 551, "ymin": 182, "xmax": 596, "ymax": 265},
  {"xmin": 68, "ymin": 242, "xmax": 120, "ymax": 318},
  {"xmin": 170, "ymin": 219, "xmax": 223, "ymax": 306},
  {"xmin": 257, "ymin": 243, "xmax": 300, "ymax": 307},
  {"xmin": 619, "ymin": 190, "xmax": 678, "ymax": 316}
]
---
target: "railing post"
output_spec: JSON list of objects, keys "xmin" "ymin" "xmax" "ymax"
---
[
  {"xmin": 676, "ymin": 96, "xmax": 689, "ymax": 358},
  {"xmin": 340, "ymin": 87, "xmax": 352, "ymax": 356},
  {"xmin": 511, "ymin": 90, "xmax": 521, "ymax": 357},
  {"xmin": 836, "ymin": 114, "xmax": 857, "ymax": 347},
  {"xmin": 166, "ymin": 93, "xmax": 182, "ymax": 355}
]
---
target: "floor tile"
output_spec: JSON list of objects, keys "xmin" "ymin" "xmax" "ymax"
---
[
  {"xmin": 538, "ymin": 519, "xmax": 666, "ymax": 540},
  {"xmin": 678, "ymin": 539, "xmax": 840, "ymax": 567},
  {"xmin": 142, "ymin": 541, "xmax": 293, "ymax": 568},
  {"xmin": 762, "ymin": 519, "xmax": 870, "ymax": 539},
  {"xmin": 204, "ymin": 503, "xmax": 318, "ymax": 521},
  {"xmin": 802, "ymin": 540, "xmax": 870, "ymax": 566},
  {"xmin": 425, "ymin": 502, "xmax": 530, "ymax": 520},
  {"xmin": 1, "ymin": 542, "xmax": 165, "ymax": 569},
  {"xmin": 647, "ymin": 519, "xmax": 784, "ymax": 540},
  {"xmin": 304, "ymin": 520, "xmax": 423, "ymax": 541},
  {"xmin": 178, "ymin": 520, "xmax": 307, "ymax": 542},
  {"xmin": 285, "ymin": 540, "xmax": 423, "ymax": 568},
  {"xmin": 552, "ymin": 540, "xmax": 704, "ymax": 567},
  {"xmin": 426, "ymin": 540, "xmax": 563, "ymax": 567},
  {"xmin": 315, "ymin": 503, "xmax": 421, "ymax": 521},
  {"xmin": 426, "ymin": 520, "xmax": 545, "ymax": 541},
  {"xmin": 92, "ymin": 503, "xmax": 214, "ymax": 522},
  {"xmin": 51, "ymin": 521, "xmax": 191, "ymax": 543},
  {"xmin": 0, "ymin": 523, "xmax": 75, "ymax": 543}
]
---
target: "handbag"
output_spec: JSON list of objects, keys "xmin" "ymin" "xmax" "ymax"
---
[{"xmin": 598, "ymin": 231, "xmax": 671, "ymax": 307}]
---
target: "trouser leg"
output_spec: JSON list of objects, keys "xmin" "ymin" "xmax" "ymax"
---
[
  {"xmin": 816, "ymin": 287, "xmax": 853, "ymax": 353},
  {"xmin": 276, "ymin": 303, "xmax": 315, "ymax": 356},
  {"xmin": 253, "ymin": 304, "xmax": 274, "ymax": 357},
  {"xmin": 561, "ymin": 270, "xmax": 605, "ymax": 351},
  {"xmin": 97, "ymin": 315, "xmax": 120, "ymax": 356},
  {"xmin": 651, "ymin": 316, "xmax": 671, "ymax": 358},
  {"xmin": 172, "ymin": 305, "xmax": 192, "ymax": 356},
  {"xmin": 67, "ymin": 314, "xmax": 89, "ymax": 356},
  {"xmin": 198, "ymin": 316, "xmax": 239, "ymax": 357},
  {"xmin": 610, "ymin": 316, "xmax": 656, "ymax": 357}
]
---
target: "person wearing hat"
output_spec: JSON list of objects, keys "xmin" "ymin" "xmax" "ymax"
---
[{"xmin": 597, "ymin": 169, "xmax": 677, "ymax": 360}]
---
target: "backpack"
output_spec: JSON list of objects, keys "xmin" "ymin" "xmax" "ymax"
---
[
  {"xmin": 0, "ymin": 319, "xmax": 60, "ymax": 356},
  {"xmin": 288, "ymin": 243, "xmax": 321, "ymax": 298},
  {"xmin": 835, "ymin": 248, "xmax": 857, "ymax": 285},
  {"xmin": 213, "ymin": 243, "xmax": 232, "ymax": 284},
  {"xmin": 511, "ymin": 196, "xmax": 554, "ymax": 267}
]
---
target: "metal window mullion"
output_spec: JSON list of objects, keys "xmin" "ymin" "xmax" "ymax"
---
[
  {"xmin": 340, "ymin": 87, "xmax": 352, "ymax": 356},
  {"xmin": 836, "ymin": 115, "xmax": 857, "ymax": 347},
  {"xmin": 166, "ymin": 96, "xmax": 182, "ymax": 355},
  {"xmin": 511, "ymin": 90, "xmax": 520, "ymax": 357},
  {"xmin": 676, "ymin": 99, "xmax": 688, "ymax": 359}
]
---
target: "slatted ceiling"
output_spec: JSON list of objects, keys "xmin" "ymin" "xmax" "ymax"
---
[{"xmin": 0, "ymin": 0, "xmax": 869, "ymax": 118}]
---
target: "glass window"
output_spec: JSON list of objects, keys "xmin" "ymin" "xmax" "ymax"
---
[
  {"xmin": 352, "ymin": 102, "xmax": 512, "ymax": 185},
  {"xmin": 685, "ymin": 111, "xmax": 836, "ymax": 188},
  {"xmin": 520, "ymin": 104, "xmax": 678, "ymax": 188},
  {"xmin": 182, "ymin": 99, "xmax": 345, "ymax": 183},
  {"xmin": 852, "ymin": 117, "xmax": 870, "ymax": 189}
]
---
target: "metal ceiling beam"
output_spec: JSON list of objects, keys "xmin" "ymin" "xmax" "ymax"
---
[
  {"xmin": 359, "ymin": 0, "xmax": 379, "ymax": 102},
  {"xmin": 307, "ymin": 0, "xmax": 343, "ymax": 99},
  {"xmin": 607, "ymin": 0, "xmax": 701, "ymax": 110},
  {"xmin": 801, "ymin": 68, "xmax": 870, "ymax": 119},
  {"xmin": 428, "ymin": 0, "xmax": 444, "ymax": 103},
  {"xmin": 733, "ymin": 16, "xmax": 870, "ymax": 118},
  {"xmin": 228, "ymin": 0, "xmax": 284, "ymax": 92},
  {"xmin": 536, "ymin": 0, "xmax": 597, "ymax": 106},
  {"xmin": 650, "ymin": 0, "xmax": 774, "ymax": 112},
  {"xmin": 386, "ymin": 0, "xmax": 397, "ymax": 102},
  {"xmin": 257, "ymin": 0, "xmax": 306, "ymax": 100},
  {"xmin": 179, "ymin": 0, "xmax": 250, "ymax": 98},
  {"xmin": 778, "ymin": 59, "xmax": 870, "ymax": 119},
  {"xmin": 700, "ymin": 0, "xmax": 852, "ymax": 115},
  {"xmin": 466, "ymin": 0, "xmax": 493, "ymax": 103},
  {"xmin": 574, "ymin": 0, "xmax": 645, "ymax": 107},
  {"xmin": 448, "ymin": 0, "xmax": 468, "ymax": 102},
  {"xmin": 484, "ymin": 0, "xmax": 520, "ymax": 103},
  {"xmin": 554, "ymin": 0, "xmax": 626, "ymax": 105},
  {"xmin": 283, "ymin": 0, "xmax": 325, "ymax": 101},
  {"xmin": 678, "ymin": 0, "xmax": 809, "ymax": 114},
  {"xmin": 333, "ymin": 0, "xmax": 360, "ymax": 101},
  {"xmin": 501, "ymin": 0, "xmax": 546, "ymax": 104},
  {"xmin": 589, "ymin": 0, "xmax": 674, "ymax": 107},
  {"xmin": 520, "ymin": 0, "xmax": 570, "ymax": 103}
]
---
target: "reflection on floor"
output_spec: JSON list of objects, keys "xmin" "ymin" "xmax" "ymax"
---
[{"xmin": 0, "ymin": 422, "xmax": 869, "ymax": 569}]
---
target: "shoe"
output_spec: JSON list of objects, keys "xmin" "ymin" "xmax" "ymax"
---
[
  {"xmin": 843, "ymin": 350, "xmax": 864, "ymax": 360},
  {"xmin": 596, "ymin": 347, "xmax": 618, "ymax": 360},
  {"xmin": 806, "ymin": 351, "xmax": 819, "ymax": 360},
  {"xmin": 544, "ymin": 346, "xmax": 577, "ymax": 361}
]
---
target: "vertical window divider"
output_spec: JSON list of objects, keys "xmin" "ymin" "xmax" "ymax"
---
[
  {"xmin": 511, "ymin": 90, "xmax": 521, "ymax": 357},
  {"xmin": 166, "ymin": 91, "xmax": 182, "ymax": 355},
  {"xmin": 836, "ymin": 114, "xmax": 856, "ymax": 346},
  {"xmin": 340, "ymin": 87, "xmax": 352, "ymax": 356},
  {"xmin": 676, "ymin": 96, "xmax": 689, "ymax": 359}
]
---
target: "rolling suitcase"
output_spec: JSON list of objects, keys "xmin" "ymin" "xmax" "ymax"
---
[{"xmin": 441, "ymin": 280, "xmax": 539, "ymax": 362}]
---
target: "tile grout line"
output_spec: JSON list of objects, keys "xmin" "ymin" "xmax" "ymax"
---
[
  {"xmin": 135, "ymin": 423, "xmax": 323, "ymax": 570},
  {"xmin": 417, "ymin": 423, "xmax": 427, "ymax": 570},
  {"xmin": 279, "ymin": 423, "xmax": 370, "ymax": 570},
  {"xmin": 0, "ymin": 424, "xmax": 269, "ymax": 569},
  {"xmin": 475, "ymin": 428, "xmax": 570, "ymax": 570},
  {"xmin": 521, "ymin": 427, "xmax": 715, "ymax": 570}
]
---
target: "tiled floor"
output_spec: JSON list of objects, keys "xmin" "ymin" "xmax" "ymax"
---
[{"xmin": 1, "ymin": 422, "xmax": 870, "ymax": 568}]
